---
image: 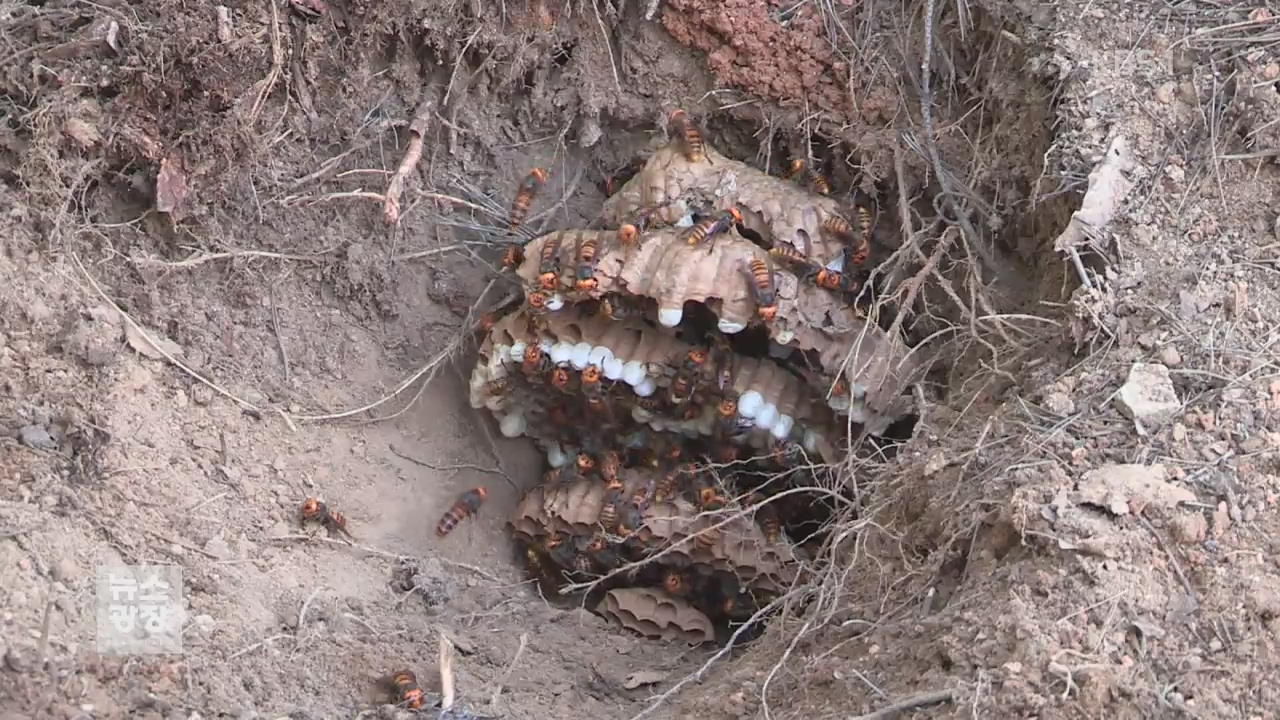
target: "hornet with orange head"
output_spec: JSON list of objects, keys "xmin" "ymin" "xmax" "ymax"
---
[
  {"xmin": 436, "ymin": 487, "xmax": 487, "ymax": 537},
  {"xmin": 389, "ymin": 670, "xmax": 424, "ymax": 709},
  {"xmin": 683, "ymin": 207, "xmax": 742, "ymax": 248},
  {"xmin": 299, "ymin": 497, "xmax": 355, "ymax": 541},
  {"xmin": 521, "ymin": 343, "xmax": 551, "ymax": 376},
  {"xmin": 509, "ymin": 167, "xmax": 548, "ymax": 230},
  {"xmin": 784, "ymin": 158, "xmax": 831, "ymax": 195},
  {"xmin": 741, "ymin": 257, "xmax": 778, "ymax": 323},
  {"xmin": 667, "ymin": 109, "xmax": 706, "ymax": 163},
  {"xmin": 536, "ymin": 233, "xmax": 564, "ymax": 290},
  {"xmin": 822, "ymin": 210, "xmax": 871, "ymax": 268},
  {"xmin": 574, "ymin": 233, "xmax": 601, "ymax": 292},
  {"xmin": 549, "ymin": 366, "xmax": 573, "ymax": 392}
]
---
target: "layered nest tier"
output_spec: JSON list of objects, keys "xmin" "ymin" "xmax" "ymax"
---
[{"xmin": 469, "ymin": 113, "xmax": 921, "ymax": 643}]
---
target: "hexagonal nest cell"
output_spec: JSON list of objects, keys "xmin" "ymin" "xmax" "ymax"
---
[{"xmin": 469, "ymin": 114, "xmax": 922, "ymax": 643}]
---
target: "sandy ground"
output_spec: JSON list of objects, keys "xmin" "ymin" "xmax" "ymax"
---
[{"xmin": 2, "ymin": 0, "xmax": 1279, "ymax": 718}]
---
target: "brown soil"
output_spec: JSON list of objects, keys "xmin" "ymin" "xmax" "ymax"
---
[{"xmin": 2, "ymin": 0, "xmax": 1279, "ymax": 719}]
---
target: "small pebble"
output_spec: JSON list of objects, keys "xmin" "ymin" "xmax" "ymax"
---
[
  {"xmin": 203, "ymin": 537, "xmax": 232, "ymax": 560},
  {"xmin": 1158, "ymin": 346, "xmax": 1182, "ymax": 367},
  {"xmin": 18, "ymin": 425, "xmax": 56, "ymax": 450},
  {"xmin": 4, "ymin": 647, "xmax": 26, "ymax": 672}
]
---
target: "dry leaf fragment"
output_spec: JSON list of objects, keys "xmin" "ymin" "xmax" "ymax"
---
[
  {"xmin": 622, "ymin": 670, "xmax": 668, "ymax": 690},
  {"xmin": 63, "ymin": 118, "xmax": 102, "ymax": 149},
  {"xmin": 125, "ymin": 323, "xmax": 183, "ymax": 360},
  {"xmin": 155, "ymin": 153, "xmax": 189, "ymax": 214},
  {"xmin": 1053, "ymin": 135, "xmax": 1136, "ymax": 253}
]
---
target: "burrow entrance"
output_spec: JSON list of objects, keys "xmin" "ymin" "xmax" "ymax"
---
[{"xmin": 449, "ymin": 1, "xmax": 1084, "ymax": 647}]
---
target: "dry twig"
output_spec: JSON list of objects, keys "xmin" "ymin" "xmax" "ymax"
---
[
  {"xmin": 488, "ymin": 632, "xmax": 529, "ymax": 710},
  {"xmin": 384, "ymin": 92, "xmax": 437, "ymax": 225},
  {"xmin": 848, "ymin": 689, "xmax": 956, "ymax": 719}
]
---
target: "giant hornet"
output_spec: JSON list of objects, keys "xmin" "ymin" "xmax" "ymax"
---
[
  {"xmin": 694, "ymin": 476, "xmax": 726, "ymax": 511},
  {"xmin": 581, "ymin": 364, "xmax": 603, "ymax": 395},
  {"xmin": 617, "ymin": 204, "xmax": 666, "ymax": 246},
  {"xmin": 598, "ymin": 490, "xmax": 623, "ymax": 533},
  {"xmin": 820, "ymin": 211, "xmax": 872, "ymax": 268},
  {"xmin": 683, "ymin": 207, "xmax": 742, "ymax": 248},
  {"xmin": 389, "ymin": 670, "xmax": 425, "ymax": 709},
  {"xmin": 300, "ymin": 498, "xmax": 355, "ymax": 541},
  {"xmin": 667, "ymin": 109, "xmax": 706, "ymax": 163},
  {"xmin": 663, "ymin": 568, "xmax": 692, "ymax": 597},
  {"xmin": 436, "ymin": 487, "xmax": 487, "ymax": 537},
  {"xmin": 740, "ymin": 257, "xmax": 778, "ymax": 322},
  {"xmin": 594, "ymin": 449, "xmax": 620, "ymax": 487},
  {"xmin": 549, "ymin": 366, "xmax": 574, "ymax": 393},
  {"xmin": 574, "ymin": 234, "xmax": 601, "ymax": 292},
  {"xmin": 769, "ymin": 243, "xmax": 861, "ymax": 293},
  {"xmin": 509, "ymin": 167, "xmax": 548, "ymax": 230},
  {"xmin": 585, "ymin": 533, "xmax": 620, "ymax": 571},
  {"xmin": 784, "ymin": 158, "xmax": 832, "ymax": 196},
  {"xmin": 714, "ymin": 398, "xmax": 739, "ymax": 439},
  {"xmin": 499, "ymin": 244, "xmax": 525, "ymax": 272},
  {"xmin": 708, "ymin": 334, "xmax": 735, "ymax": 393},
  {"xmin": 522, "ymin": 344, "xmax": 552, "ymax": 377},
  {"xmin": 544, "ymin": 533, "xmax": 577, "ymax": 570},
  {"xmin": 598, "ymin": 292, "xmax": 645, "ymax": 321},
  {"xmin": 524, "ymin": 543, "xmax": 549, "ymax": 580},
  {"xmin": 575, "ymin": 452, "xmax": 597, "ymax": 478},
  {"xmin": 536, "ymin": 233, "xmax": 564, "ymax": 291}
]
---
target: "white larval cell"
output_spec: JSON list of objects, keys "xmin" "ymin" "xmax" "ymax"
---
[
  {"xmin": 539, "ymin": 338, "xmax": 554, "ymax": 353},
  {"xmin": 851, "ymin": 382, "xmax": 867, "ymax": 399},
  {"xmin": 545, "ymin": 294, "xmax": 565, "ymax": 311},
  {"xmin": 658, "ymin": 307, "xmax": 684, "ymax": 327},
  {"xmin": 738, "ymin": 390, "xmax": 764, "ymax": 418},
  {"xmin": 588, "ymin": 345, "xmax": 614, "ymax": 367},
  {"xmin": 634, "ymin": 377, "xmax": 657, "ymax": 396},
  {"xmin": 756, "ymin": 403, "xmax": 779, "ymax": 430},
  {"xmin": 570, "ymin": 342, "xmax": 593, "ymax": 370},
  {"xmin": 508, "ymin": 342, "xmax": 525, "ymax": 363},
  {"xmin": 603, "ymin": 357, "xmax": 625, "ymax": 380},
  {"xmin": 771, "ymin": 414, "xmax": 795, "ymax": 440},
  {"xmin": 546, "ymin": 443, "xmax": 568, "ymax": 468},
  {"xmin": 499, "ymin": 412, "xmax": 526, "ymax": 438},
  {"xmin": 622, "ymin": 361, "xmax": 647, "ymax": 386},
  {"xmin": 717, "ymin": 318, "xmax": 747, "ymax": 334},
  {"xmin": 775, "ymin": 329, "xmax": 795, "ymax": 345},
  {"xmin": 550, "ymin": 342, "xmax": 573, "ymax": 365}
]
